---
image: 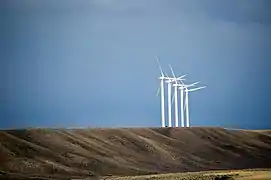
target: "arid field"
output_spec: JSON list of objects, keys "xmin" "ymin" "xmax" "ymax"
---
[
  {"xmin": 103, "ymin": 169, "xmax": 271, "ymax": 180},
  {"xmin": 0, "ymin": 127, "xmax": 271, "ymax": 179}
]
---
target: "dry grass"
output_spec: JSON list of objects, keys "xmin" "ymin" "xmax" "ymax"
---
[
  {"xmin": 103, "ymin": 169, "xmax": 271, "ymax": 180},
  {"xmin": 0, "ymin": 127, "xmax": 271, "ymax": 179}
]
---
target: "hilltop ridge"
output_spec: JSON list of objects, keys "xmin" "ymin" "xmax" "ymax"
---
[{"xmin": 0, "ymin": 127, "xmax": 271, "ymax": 178}]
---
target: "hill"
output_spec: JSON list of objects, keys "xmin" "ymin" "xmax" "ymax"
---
[{"xmin": 0, "ymin": 127, "xmax": 271, "ymax": 179}]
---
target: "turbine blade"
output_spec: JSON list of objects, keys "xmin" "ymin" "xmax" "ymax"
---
[
  {"xmin": 179, "ymin": 78, "xmax": 186, "ymax": 85},
  {"xmin": 193, "ymin": 81, "xmax": 200, "ymax": 85},
  {"xmin": 169, "ymin": 64, "xmax": 176, "ymax": 78},
  {"xmin": 177, "ymin": 74, "xmax": 187, "ymax": 79},
  {"xmin": 188, "ymin": 86, "xmax": 206, "ymax": 92},
  {"xmin": 183, "ymin": 95, "xmax": 186, "ymax": 111},
  {"xmin": 156, "ymin": 56, "xmax": 164, "ymax": 77},
  {"xmin": 156, "ymin": 86, "xmax": 160, "ymax": 97},
  {"xmin": 171, "ymin": 91, "xmax": 175, "ymax": 105},
  {"xmin": 185, "ymin": 81, "xmax": 200, "ymax": 88}
]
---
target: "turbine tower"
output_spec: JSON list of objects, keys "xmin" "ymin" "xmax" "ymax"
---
[
  {"xmin": 166, "ymin": 79, "xmax": 173, "ymax": 127},
  {"xmin": 180, "ymin": 86, "xmax": 184, "ymax": 127},
  {"xmin": 174, "ymin": 81, "xmax": 178, "ymax": 127},
  {"xmin": 184, "ymin": 86, "xmax": 206, "ymax": 127}
]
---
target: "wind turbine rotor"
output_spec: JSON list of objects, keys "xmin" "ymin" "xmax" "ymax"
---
[{"xmin": 169, "ymin": 64, "xmax": 186, "ymax": 85}]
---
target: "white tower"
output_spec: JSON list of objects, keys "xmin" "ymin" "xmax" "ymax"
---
[
  {"xmin": 185, "ymin": 89, "xmax": 190, "ymax": 127},
  {"xmin": 180, "ymin": 87, "xmax": 185, "ymax": 127},
  {"xmin": 159, "ymin": 78, "xmax": 165, "ymax": 127},
  {"xmin": 174, "ymin": 83, "xmax": 179, "ymax": 127},
  {"xmin": 166, "ymin": 80, "xmax": 172, "ymax": 127}
]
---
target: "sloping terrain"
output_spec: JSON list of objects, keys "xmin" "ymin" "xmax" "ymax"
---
[{"xmin": 0, "ymin": 127, "xmax": 271, "ymax": 179}]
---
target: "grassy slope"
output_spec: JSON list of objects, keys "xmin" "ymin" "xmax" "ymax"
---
[{"xmin": 0, "ymin": 127, "xmax": 271, "ymax": 178}]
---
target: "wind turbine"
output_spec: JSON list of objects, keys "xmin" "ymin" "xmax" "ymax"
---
[
  {"xmin": 156, "ymin": 57, "xmax": 186, "ymax": 128},
  {"xmin": 156, "ymin": 57, "xmax": 166, "ymax": 127},
  {"xmin": 169, "ymin": 64, "xmax": 184, "ymax": 127},
  {"xmin": 177, "ymin": 82, "xmax": 200, "ymax": 127},
  {"xmin": 184, "ymin": 86, "xmax": 206, "ymax": 127}
]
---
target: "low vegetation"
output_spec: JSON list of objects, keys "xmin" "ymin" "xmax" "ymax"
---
[{"xmin": 105, "ymin": 169, "xmax": 271, "ymax": 180}]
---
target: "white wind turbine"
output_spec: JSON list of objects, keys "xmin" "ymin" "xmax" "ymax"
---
[
  {"xmin": 176, "ymin": 82, "xmax": 199, "ymax": 127},
  {"xmin": 166, "ymin": 78, "xmax": 173, "ymax": 127},
  {"xmin": 184, "ymin": 86, "xmax": 206, "ymax": 127},
  {"xmin": 168, "ymin": 65, "xmax": 186, "ymax": 127},
  {"xmin": 156, "ymin": 57, "xmax": 166, "ymax": 127}
]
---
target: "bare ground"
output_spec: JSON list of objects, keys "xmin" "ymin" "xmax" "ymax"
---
[{"xmin": 0, "ymin": 127, "xmax": 271, "ymax": 179}]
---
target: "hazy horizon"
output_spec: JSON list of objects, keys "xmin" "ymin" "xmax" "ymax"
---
[{"xmin": 1, "ymin": 0, "xmax": 271, "ymax": 129}]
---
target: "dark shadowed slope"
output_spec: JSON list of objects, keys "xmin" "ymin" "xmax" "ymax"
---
[{"xmin": 0, "ymin": 127, "xmax": 271, "ymax": 178}]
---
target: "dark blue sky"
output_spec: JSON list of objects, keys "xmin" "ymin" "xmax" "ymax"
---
[{"xmin": 1, "ymin": 0, "xmax": 271, "ymax": 129}]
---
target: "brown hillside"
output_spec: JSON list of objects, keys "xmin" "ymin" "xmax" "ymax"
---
[{"xmin": 0, "ymin": 127, "xmax": 271, "ymax": 178}]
